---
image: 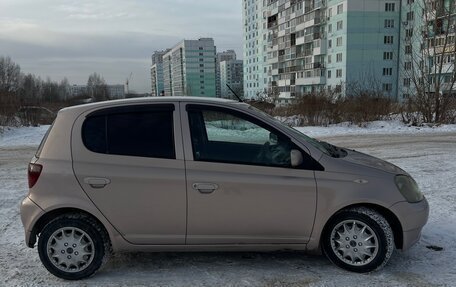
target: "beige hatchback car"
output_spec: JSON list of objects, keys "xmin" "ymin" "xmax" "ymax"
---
[{"xmin": 21, "ymin": 97, "xmax": 429, "ymax": 280}]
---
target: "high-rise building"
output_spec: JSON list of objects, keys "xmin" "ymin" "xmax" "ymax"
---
[
  {"xmin": 243, "ymin": 0, "xmax": 269, "ymax": 99},
  {"xmin": 398, "ymin": 0, "xmax": 456, "ymax": 100},
  {"xmin": 163, "ymin": 38, "xmax": 217, "ymax": 97},
  {"xmin": 264, "ymin": 0, "xmax": 402, "ymax": 104},
  {"xmin": 220, "ymin": 60, "xmax": 244, "ymax": 99},
  {"xmin": 150, "ymin": 50, "xmax": 169, "ymax": 97},
  {"xmin": 241, "ymin": 0, "xmax": 456, "ymax": 104},
  {"xmin": 216, "ymin": 50, "xmax": 237, "ymax": 97}
]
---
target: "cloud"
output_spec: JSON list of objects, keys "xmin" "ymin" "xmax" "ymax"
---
[{"xmin": 0, "ymin": 0, "xmax": 243, "ymax": 92}]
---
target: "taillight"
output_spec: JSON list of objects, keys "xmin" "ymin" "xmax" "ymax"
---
[{"xmin": 28, "ymin": 163, "xmax": 43, "ymax": 188}]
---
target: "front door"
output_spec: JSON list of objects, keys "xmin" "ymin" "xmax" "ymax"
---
[
  {"xmin": 181, "ymin": 103, "xmax": 317, "ymax": 244},
  {"xmin": 72, "ymin": 103, "xmax": 187, "ymax": 245}
]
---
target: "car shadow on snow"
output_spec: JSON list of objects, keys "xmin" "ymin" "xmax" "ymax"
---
[{"xmin": 93, "ymin": 251, "xmax": 333, "ymax": 285}]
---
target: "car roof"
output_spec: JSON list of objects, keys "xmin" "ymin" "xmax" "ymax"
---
[{"xmin": 59, "ymin": 96, "xmax": 249, "ymax": 115}]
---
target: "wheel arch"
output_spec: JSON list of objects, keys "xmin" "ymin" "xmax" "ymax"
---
[
  {"xmin": 29, "ymin": 207, "xmax": 110, "ymax": 248},
  {"xmin": 320, "ymin": 203, "xmax": 404, "ymax": 250}
]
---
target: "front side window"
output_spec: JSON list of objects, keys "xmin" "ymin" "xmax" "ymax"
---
[
  {"xmin": 188, "ymin": 106, "xmax": 294, "ymax": 168},
  {"xmin": 82, "ymin": 105, "xmax": 175, "ymax": 159}
]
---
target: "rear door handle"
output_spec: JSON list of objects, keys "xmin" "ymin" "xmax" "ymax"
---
[
  {"xmin": 192, "ymin": 183, "xmax": 218, "ymax": 194},
  {"xmin": 84, "ymin": 177, "xmax": 111, "ymax": 189}
]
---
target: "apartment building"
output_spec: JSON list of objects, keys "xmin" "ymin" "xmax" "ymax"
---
[
  {"xmin": 398, "ymin": 0, "xmax": 456, "ymax": 99},
  {"xmin": 262, "ymin": 0, "xmax": 402, "ymax": 104},
  {"xmin": 150, "ymin": 50, "xmax": 169, "ymax": 97},
  {"xmin": 162, "ymin": 38, "xmax": 217, "ymax": 97},
  {"xmin": 70, "ymin": 84, "xmax": 125, "ymax": 99},
  {"xmin": 243, "ymin": 0, "xmax": 269, "ymax": 99},
  {"xmin": 216, "ymin": 50, "xmax": 237, "ymax": 97},
  {"xmin": 220, "ymin": 59, "xmax": 244, "ymax": 99}
]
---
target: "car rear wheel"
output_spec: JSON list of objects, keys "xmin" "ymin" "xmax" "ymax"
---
[
  {"xmin": 37, "ymin": 213, "xmax": 110, "ymax": 280},
  {"xmin": 322, "ymin": 207, "xmax": 394, "ymax": 273}
]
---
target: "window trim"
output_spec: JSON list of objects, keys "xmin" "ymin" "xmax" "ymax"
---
[
  {"xmin": 82, "ymin": 104, "xmax": 176, "ymax": 159},
  {"xmin": 186, "ymin": 104, "xmax": 323, "ymax": 170}
]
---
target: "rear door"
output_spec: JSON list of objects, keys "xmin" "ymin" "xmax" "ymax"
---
[
  {"xmin": 72, "ymin": 103, "xmax": 187, "ymax": 245},
  {"xmin": 181, "ymin": 103, "xmax": 318, "ymax": 244}
]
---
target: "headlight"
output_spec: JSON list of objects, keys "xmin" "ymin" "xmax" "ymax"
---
[{"xmin": 395, "ymin": 175, "xmax": 424, "ymax": 203}]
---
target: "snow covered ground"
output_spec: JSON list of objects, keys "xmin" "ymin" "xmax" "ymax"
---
[{"xmin": 1, "ymin": 124, "xmax": 455, "ymax": 286}]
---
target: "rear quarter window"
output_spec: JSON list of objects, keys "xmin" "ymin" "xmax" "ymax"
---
[
  {"xmin": 82, "ymin": 105, "xmax": 175, "ymax": 159},
  {"xmin": 35, "ymin": 122, "xmax": 54, "ymax": 158}
]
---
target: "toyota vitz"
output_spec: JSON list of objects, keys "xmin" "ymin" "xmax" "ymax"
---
[{"xmin": 21, "ymin": 97, "xmax": 429, "ymax": 280}]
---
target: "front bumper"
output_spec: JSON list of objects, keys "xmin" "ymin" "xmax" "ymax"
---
[
  {"xmin": 20, "ymin": 196, "xmax": 44, "ymax": 247},
  {"xmin": 390, "ymin": 197, "xmax": 429, "ymax": 250}
]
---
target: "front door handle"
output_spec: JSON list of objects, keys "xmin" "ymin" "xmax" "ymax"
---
[
  {"xmin": 192, "ymin": 183, "xmax": 218, "ymax": 194},
  {"xmin": 84, "ymin": 177, "xmax": 111, "ymax": 189}
]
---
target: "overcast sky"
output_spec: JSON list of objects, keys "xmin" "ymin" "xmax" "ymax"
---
[{"xmin": 0, "ymin": 0, "xmax": 243, "ymax": 93}]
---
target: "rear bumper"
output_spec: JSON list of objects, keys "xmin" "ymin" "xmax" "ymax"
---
[
  {"xmin": 20, "ymin": 196, "xmax": 44, "ymax": 248},
  {"xmin": 390, "ymin": 197, "xmax": 429, "ymax": 250}
]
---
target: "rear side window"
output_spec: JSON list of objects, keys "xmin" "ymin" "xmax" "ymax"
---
[
  {"xmin": 35, "ymin": 121, "xmax": 55, "ymax": 158},
  {"xmin": 82, "ymin": 105, "xmax": 175, "ymax": 159}
]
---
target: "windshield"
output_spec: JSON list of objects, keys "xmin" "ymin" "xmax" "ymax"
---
[{"xmin": 247, "ymin": 106, "xmax": 349, "ymax": 158}]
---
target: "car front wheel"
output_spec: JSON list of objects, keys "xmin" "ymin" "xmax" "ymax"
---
[
  {"xmin": 322, "ymin": 207, "xmax": 394, "ymax": 273},
  {"xmin": 37, "ymin": 213, "xmax": 110, "ymax": 280}
]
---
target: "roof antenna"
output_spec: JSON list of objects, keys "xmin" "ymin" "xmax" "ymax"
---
[{"xmin": 226, "ymin": 84, "xmax": 243, "ymax": 103}]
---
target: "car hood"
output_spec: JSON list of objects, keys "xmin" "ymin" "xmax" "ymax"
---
[{"xmin": 341, "ymin": 149, "xmax": 407, "ymax": 175}]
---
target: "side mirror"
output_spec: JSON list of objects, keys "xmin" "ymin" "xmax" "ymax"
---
[{"xmin": 291, "ymin": 149, "xmax": 303, "ymax": 167}]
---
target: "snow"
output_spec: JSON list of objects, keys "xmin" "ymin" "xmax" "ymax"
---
[
  {"xmin": 294, "ymin": 120, "xmax": 456, "ymax": 138},
  {"xmin": 0, "ymin": 125, "xmax": 50, "ymax": 148},
  {"xmin": 1, "ymin": 124, "xmax": 456, "ymax": 286}
]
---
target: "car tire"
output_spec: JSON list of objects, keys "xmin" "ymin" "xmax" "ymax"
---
[
  {"xmin": 37, "ymin": 213, "xmax": 111, "ymax": 280},
  {"xmin": 322, "ymin": 207, "xmax": 394, "ymax": 273}
]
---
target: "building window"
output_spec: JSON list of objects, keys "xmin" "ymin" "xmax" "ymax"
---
[
  {"xmin": 405, "ymin": 45, "xmax": 412, "ymax": 54},
  {"xmin": 384, "ymin": 51, "xmax": 394, "ymax": 60},
  {"xmin": 385, "ymin": 3, "xmax": 395, "ymax": 11},
  {"xmin": 337, "ymin": 4, "xmax": 343, "ymax": 14},
  {"xmin": 337, "ymin": 20, "xmax": 343, "ymax": 30},
  {"xmin": 406, "ymin": 11, "xmax": 414, "ymax": 21},
  {"xmin": 328, "ymin": 54, "xmax": 332, "ymax": 64},
  {"xmin": 382, "ymin": 83, "xmax": 392, "ymax": 92},
  {"xmin": 384, "ymin": 36, "xmax": 394, "ymax": 44},
  {"xmin": 328, "ymin": 8, "xmax": 333, "ymax": 17},
  {"xmin": 336, "ymin": 53, "xmax": 342, "ymax": 62},
  {"xmin": 336, "ymin": 37, "xmax": 343, "ymax": 47},
  {"xmin": 336, "ymin": 69, "xmax": 342, "ymax": 78},
  {"xmin": 328, "ymin": 70, "xmax": 332, "ymax": 78},
  {"xmin": 383, "ymin": 68, "xmax": 393, "ymax": 76},
  {"xmin": 404, "ymin": 78, "xmax": 411, "ymax": 87},
  {"xmin": 328, "ymin": 39, "xmax": 332, "ymax": 48},
  {"xmin": 404, "ymin": 61, "xmax": 412, "ymax": 70},
  {"xmin": 328, "ymin": 24, "xmax": 332, "ymax": 33},
  {"xmin": 384, "ymin": 19, "xmax": 394, "ymax": 28},
  {"xmin": 405, "ymin": 29, "xmax": 413, "ymax": 39}
]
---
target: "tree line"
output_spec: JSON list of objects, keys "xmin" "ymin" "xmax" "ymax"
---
[{"xmin": 0, "ymin": 56, "xmax": 110, "ymax": 126}]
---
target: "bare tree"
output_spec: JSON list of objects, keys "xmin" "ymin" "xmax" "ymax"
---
[
  {"xmin": 58, "ymin": 77, "xmax": 71, "ymax": 101},
  {"xmin": 0, "ymin": 56, "xmax": 22, "ymax": 126},
  {"xmin": 87, "ymin": 73, "xmax": 109, "ymax": 102},
  {"xmin": 0, "ymin": 56, "xmax": 21, "ymax": 94},
  {"xmin": 401, "ymin": 0, "xmax": 456, "ymax": 123}
]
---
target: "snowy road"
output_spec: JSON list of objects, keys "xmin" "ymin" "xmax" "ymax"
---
[{"xmin": 0, "ymin": 130, "xmax": 455, "ymax": 286}]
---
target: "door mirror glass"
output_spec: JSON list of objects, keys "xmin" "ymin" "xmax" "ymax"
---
[{"xmin": 291, "ymin": 149, "xmax": 304, "ymax": 167}]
